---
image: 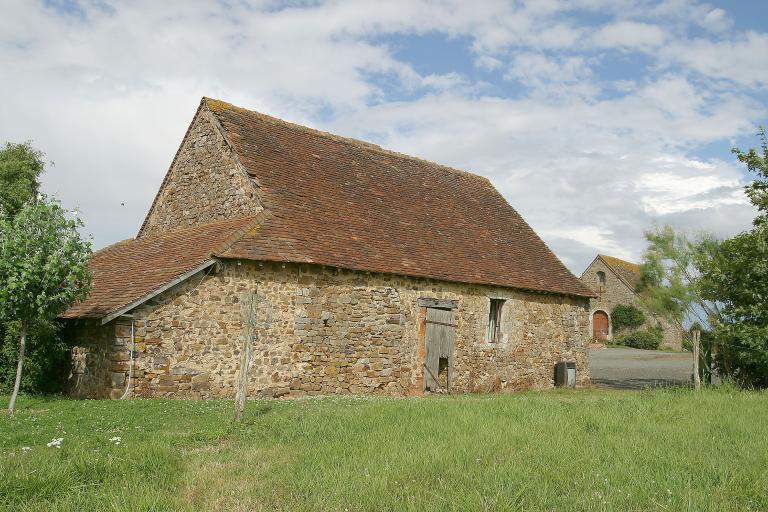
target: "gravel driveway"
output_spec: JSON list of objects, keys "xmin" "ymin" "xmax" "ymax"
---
[{"xmin": 589, "ymin": 347, "xmax": 694, "ymax": 390}]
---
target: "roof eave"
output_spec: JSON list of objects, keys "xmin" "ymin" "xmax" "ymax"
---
[{"xmin": 99, "ymin": 259, "xmax": 217, "ymax": 325}]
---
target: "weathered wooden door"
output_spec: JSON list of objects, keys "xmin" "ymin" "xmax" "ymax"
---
[
  {"xmin": 593, "ymin": 311, "xmax": 609, "ymax": 340},
  {"xmin": 424, "ymin": 307, "xmax": 455, "ymax": 392}
]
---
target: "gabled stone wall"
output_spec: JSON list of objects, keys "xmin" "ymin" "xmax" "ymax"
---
[
  {"xmin": 139, "ymin": 108, "xmax": 262, "ymax": 237},
  {"xmin": 68, "ymin": 261, "xmax": 591, "ymax": 399},
  {"xmin": 581, "ymin": 258, "xmax": 682, "ymax": 350}
]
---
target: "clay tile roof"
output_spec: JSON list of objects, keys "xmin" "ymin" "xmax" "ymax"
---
[
  {"xmin": 65, "ymin": 98, "xmax": 595, "ymax": 320},
  {"xmin": 206, "ymin": 98, "xmax": 594, "ymax": 298},
  {"xmin": 62, "ymin": 216, "xmax": 259, "ymax": 319},
  {"xmin": 599, "ymin": 254, "xmax": 642, "ymax": 290}
]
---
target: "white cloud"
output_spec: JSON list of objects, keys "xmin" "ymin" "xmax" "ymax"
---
[
  {"xmin": 635, "ymin": 165, "xmax": 746, "ymax": 215},
  {"xmin": 660, "ymin": 32, "xmax": 768, "ymax": 88},
  {"xmin": 589, "ymin": 21, "xmax": 667, "ymax": 50},
  {"xmin": 504, "ymin": 53, "xmax": 594, "ymax": 89},
  {"xmin": 0, "ymin": 0, "xmax": 765, "ymax": 276},
  {"xmin": 701, "ymin": 8, "xmax": 732, "ymax": 32}
]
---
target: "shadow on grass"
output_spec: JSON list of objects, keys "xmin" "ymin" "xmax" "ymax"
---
[{"xmin": 592, "ymin": 377, "xmax": 692, "ymax": 391}]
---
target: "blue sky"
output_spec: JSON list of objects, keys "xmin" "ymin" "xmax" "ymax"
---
[{"xmin": 2, "ymin": 0, "xmax": 767, "ymax": 273}]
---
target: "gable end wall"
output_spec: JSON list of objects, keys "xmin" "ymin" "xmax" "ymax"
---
[
  {"xmin": 581, "ymin": 258, "xmax": 682, "ymax": 349},
  {"xmin": 139, "ymin": 108, "xmax": 262, "ymax": 237}
]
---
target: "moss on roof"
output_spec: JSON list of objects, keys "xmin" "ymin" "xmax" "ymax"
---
[{"xmin": 599, "ymin": 254, "xmax": 642, "ymax": 289}]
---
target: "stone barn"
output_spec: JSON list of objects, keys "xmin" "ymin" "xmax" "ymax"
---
[
  {"xmin": 580, "ymin": 254, "xmax": 682, "ymax": 350},
  {"xmin": 62, "ymin": 97, "xmax": 596, "ymax": 399}
]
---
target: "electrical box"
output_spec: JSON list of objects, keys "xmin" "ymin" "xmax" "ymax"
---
[{"xmin": 555, "ymin": 361, "xmax": 576, "ymax": 388}]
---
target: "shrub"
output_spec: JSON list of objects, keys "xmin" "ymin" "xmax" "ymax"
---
[
  {"xmin": 611, "ymin": 304, "xmax": 646, "ymax": 333},
  {"xmin": 0, "ymin": 319, "xmax": 70, "ymax": 394},
  {"xmin": 619, "ymin": 329, "xmax": 662, "ymax": 350}
]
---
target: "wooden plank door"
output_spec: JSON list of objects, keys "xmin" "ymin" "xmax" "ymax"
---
[
  {"xmin": 424, "ymin": 307, "xmax": 455, "ymax": 392},
  {"xmin": 593, "ymin": 311, "xmax": 609, "ymax": 340}
]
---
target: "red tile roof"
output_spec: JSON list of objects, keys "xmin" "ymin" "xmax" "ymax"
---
[
  {"xmin": 64, "ymin": 98, "xmax": 594, "ymax": 319},
  {"xmin": 62, "ymin": 216, "xmax": 259, "ymax": 319},
  {"xmin": 206, "ymin": 98, "xmax": 593, "ymax": 298}
]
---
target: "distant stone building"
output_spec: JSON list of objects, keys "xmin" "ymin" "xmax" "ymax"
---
[
  {"xmin": 580, "ymin": 254, "xmax": 682, "ymax": 350},
  {"xmin": 61, "ymin": 97, "xmax": 596, "ymax": 399}
]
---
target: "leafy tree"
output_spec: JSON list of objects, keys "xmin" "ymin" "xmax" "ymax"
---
[
  {"xmin": 0, "ymin": 142, "xmax": 45, "ymax": 218},
  {"xmin": 0, "ymin": 197, "xmax": 91, "ymax": 413},
  {"xmin": 695, "ymin": 126, "xmax": 768, "ymax": 387},
  {"xmin": 0, "ymin": 141, "xmax": 55, "ymax": 396},
  {"xmin": 636, "ymin": 226, "xmax": 723, "ymax": 330},
  {"xmin": 700, "ymin": 227, "xmax": 768, "ymax": 386},
  {"xmin": 731, "ymin": 126, "xmax": 768, "ymax": 226},
  {"xmin": 611, "ymin": 304, "xmax": 645, "ymax": 333},
  {"xmin": 0, "ymin": 320, "xmax": 69, "ymax": 394}
]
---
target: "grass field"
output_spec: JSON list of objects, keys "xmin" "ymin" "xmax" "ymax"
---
[{"xmin": 1, "ymin": 388, "xmax": 767, "ymax": 511}]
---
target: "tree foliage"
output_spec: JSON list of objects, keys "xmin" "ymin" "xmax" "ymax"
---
[
  {"xmin": 693, "ymin": 126, "xmax": 768, "ymax": 387},
  {"xmin": 611, "ymin": 304, "xmax": 646, "ymax": 333},
  {"xmin": 0, "ymin": 196, "xmax": 92, "ymax": 411},
  {"xmin": 0, "ymin": 320, "xmax": 69, "ymax": 394},
  {"xmin": 0, "ymin": 141, "xmax": 62, "ymax": 397},
  {"xmin": 618, "ymin": 329, "xmax": 662, "ymax": 351},
  {"xmin": 700, "ymin": 223, "xmax": 768, "ymax": 386},
  {"xmin": 0, "ymin": 198, "xmax": 91, "ymax": 322},
  {"xmin": 731, "ymin": 126, "xmax": 768, "ymax": 226},
  {"xmin": 636, "ymin": 225, "xmax": 723, "ymax": 329},
  {"xmin": 0, "ymin": 141, "xmax": 45, "ymax": 218}
]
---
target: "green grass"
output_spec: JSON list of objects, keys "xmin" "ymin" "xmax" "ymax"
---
[{"xmin": 1, "ymin": 388, "xmax": 767, "ymax": 511}]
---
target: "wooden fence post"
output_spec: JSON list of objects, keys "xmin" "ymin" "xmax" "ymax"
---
[
  {"xmin": 234, "ymin": 291, "xmax": 258, "ymax": 423},
  {"xmin": 692, "ymin": 328, "xmax": 701, "ymax": 391}
]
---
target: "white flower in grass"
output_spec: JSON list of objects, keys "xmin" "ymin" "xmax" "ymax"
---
[
  {"xmin": 46, "ymin": 438, "xmax": 63, "ymax": 448},
  {"xmin": 21, "ymin": 447, "xmax": 31, "ymax": 453},
  {"xmin": 109, "ymin": 436, "xmax": 122, "ymax": 445}
]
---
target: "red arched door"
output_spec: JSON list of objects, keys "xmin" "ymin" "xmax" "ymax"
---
[{"xmin": 593, "ymin": 311, "xmax": 609, "ymax": 340}]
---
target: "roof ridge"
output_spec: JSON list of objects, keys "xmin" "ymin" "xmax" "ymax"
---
[
  {"xmin": 596, "ymin": 254, "xmax": 641, "ymax": 294},
  {"xmin": 599, "ymin": 254, "xmax": 641, "ymax": 269},
  {"xmin": 203, "ymin": 97, "xmax": 493, "ymax": 185},
  {"xmin": 91, "ymin": 238, "xmax": 133, "ymax": 257}
]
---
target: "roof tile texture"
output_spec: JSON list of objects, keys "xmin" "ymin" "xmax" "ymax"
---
[
  {"xmin": 599, "ymin": 254, "xmax": 642, "ymax": 290},
  {"xmin": 64, "ymin": 98, "xmax": 594, "ymax": 319},
  {"xmin": 62, "ymin": 216, "xmax": 258, "ymax": 318},
  {"xmin": 207, "ymin": 98, "xmax": 593, "ymax": 298}
]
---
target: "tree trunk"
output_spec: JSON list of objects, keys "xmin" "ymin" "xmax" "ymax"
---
[{"xmin": 8, "ymin": 323, "xmax": 27, "ymax": 414}]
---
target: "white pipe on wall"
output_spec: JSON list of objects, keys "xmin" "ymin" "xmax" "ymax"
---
[{"xmin": 119, "ymin": 316, "xmax": 135, "ymax": 400}]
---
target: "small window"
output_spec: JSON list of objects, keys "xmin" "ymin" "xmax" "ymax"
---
[
  {"xmin": 487, "ymin": 298, "xmax": 504, "ymax": 343},
  {"xmin": 597, "ymin": 271, "xmax": 606, "ymax": 285}
]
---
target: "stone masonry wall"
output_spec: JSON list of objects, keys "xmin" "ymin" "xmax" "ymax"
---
[
  {"xmin": 66, "ymin": 319, "xmax": 134, "ymax": 399},
  {"xmin": 139, "ymin": 108, "xmax": 262, "ymax": 238},
  {"xmin": 581, "ymin": 258, "xmax": 682, "ymax": 350},
  {"xmin": 69, "ymin": 261, "xmax": 591, "ymax": 399}
]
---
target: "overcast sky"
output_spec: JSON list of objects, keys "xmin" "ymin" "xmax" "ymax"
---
[{"xmin": 2, "ymin": 0, "xmax": 767, "ymax": 274}]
